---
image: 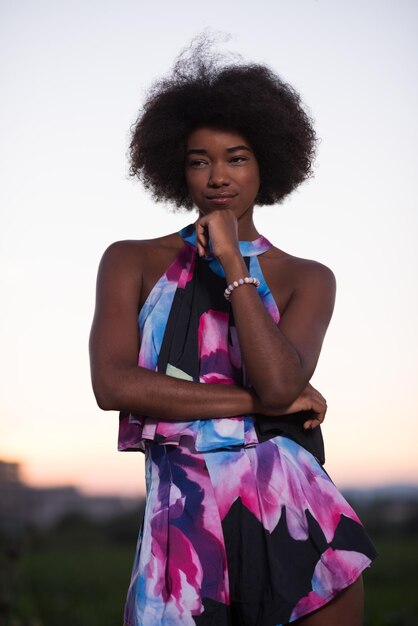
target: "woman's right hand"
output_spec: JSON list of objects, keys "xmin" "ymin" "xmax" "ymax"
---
[{"xmin": 256, "ymin": 383, "xmax": 327, "ymax": 430}]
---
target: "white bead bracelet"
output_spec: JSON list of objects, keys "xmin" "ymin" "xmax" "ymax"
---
[{"xmin": 224, "ymin": 276, "xmax": 261, "ymax": 300}]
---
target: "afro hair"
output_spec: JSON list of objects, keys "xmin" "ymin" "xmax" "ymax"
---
[{"xmin": 129, "ymin": 35, "xmax": 317, "ymax": 210}]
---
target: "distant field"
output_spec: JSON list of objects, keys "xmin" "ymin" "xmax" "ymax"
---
[
  {"xmin": 364, "ymin": 535, "xmax": 418, "ymax": 626},
  {"xmin": 13, "ymin": 544, "xmax": 132, "ymax": 626},
  {"xmin": 4, "ymin": 523, "xmax": 418, "ymax": 626}
]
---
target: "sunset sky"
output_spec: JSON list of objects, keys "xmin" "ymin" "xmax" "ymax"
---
[{"xmin": 1, "ymin": 0, "xmax": 417, "ymax": 497}]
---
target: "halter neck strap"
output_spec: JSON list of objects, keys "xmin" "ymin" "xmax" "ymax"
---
[{"xmin": 179, "ymin": 223, "xmax": 273, "ymax": 257}]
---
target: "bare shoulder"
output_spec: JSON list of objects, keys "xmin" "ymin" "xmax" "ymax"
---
[
  {"xmin": 98, "ymin": 231, "xmax": 183, "ymax": 276},
  {"xmin": 265, "ymin": 245, "xmax": 335, "ymax": 285},
  {"xmin": 260, "ymin": 245, "xmax": 336, "ymax": 315},
  {"xmin": 97, "ymin": 231, "xmax": 186, "ymax": 309},
  {"xmin": 287, "ymin": 253, "xmax": 336, "ymax": 291},
  {"xmin": 100, "ymin": 231, "xmax": 181, "ymax": 262}
]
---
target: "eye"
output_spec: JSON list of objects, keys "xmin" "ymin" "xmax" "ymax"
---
[
  {"xmin": 230, "ymin": 156, "xmax": 249, "ymax": 164},
  {"xmin": 187, "ymin": 159, "xmax": 207, "ymax": 168}
]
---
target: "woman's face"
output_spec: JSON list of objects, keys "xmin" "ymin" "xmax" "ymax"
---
[{"xmin": 185, "ymin": 127, "xmax": 260, "ymax": 219}]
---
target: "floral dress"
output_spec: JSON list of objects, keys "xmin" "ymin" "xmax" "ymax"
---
[{"xmin": 120, "ymin": 224, "xmax": 377, "ymax": 626}]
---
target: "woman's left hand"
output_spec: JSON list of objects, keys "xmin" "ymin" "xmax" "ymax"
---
[
  {"xmin": 195, "ymin": 210, "xmax": 240, "ymax": 261},
  {"xmin": 257, "ymin": 383, "xmax": 327, "ymax": 430},
  {"xmin": 286, "ymin": 383, "xmax": 327, "ymax": 430}
]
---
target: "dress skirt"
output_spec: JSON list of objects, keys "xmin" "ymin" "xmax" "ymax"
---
[{"xmin": 123, "ymin": 434, "xmax": 377, "ymax": 626}]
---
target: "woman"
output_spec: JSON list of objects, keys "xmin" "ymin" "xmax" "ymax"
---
[{"xmin": 89, "ymin": 40, "xmax": 377, "ymax": 626}]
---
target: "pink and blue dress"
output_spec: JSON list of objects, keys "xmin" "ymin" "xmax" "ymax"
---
[{"xmin": 119, "ymin": 224, "xmax": 377, "ymax": 626}]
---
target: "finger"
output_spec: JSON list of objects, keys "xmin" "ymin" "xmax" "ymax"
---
[
  {"xmin": 197, "ymin": 236, "xmax": 207, "ymax": 256},
  {"xmin": 315, "ymin": 410, "xmax": 326, "ymax": 425},
  {"xmin": 312, "ymin": 402, "xmax": 327, "ymax": 417},
  {"xmin": 313, "ymin": 406, "xmax": 326, "ymax": 422},
  {"xmin": 311, "ymin": 387, "xmax": 327, "ymax": 406},
  {"xmin": 196, "ymin": 227, "xmax": 209, "ymax": 257},
  {"xmin": 307, "ymin": 383, "xmax": 327, "ymax": 404},
  {"xmin": 303, "ymin": 410, "xmax": 326, "ymax": 429},
  {"xmin": 311, "ymin": 395, "xmax": 327, "ymax": 414},
  {"xmin": 196, "ymin": 219, "xmax": 207, "ymax": 235},
  {"xmin": 196, "ymin": 233, "xmax": 206, "ymax": 256}
]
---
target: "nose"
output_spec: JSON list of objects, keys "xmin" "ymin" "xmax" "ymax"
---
[{"xmin": 208, "ymin": 162, "xmax": 230, "ymax": 188}]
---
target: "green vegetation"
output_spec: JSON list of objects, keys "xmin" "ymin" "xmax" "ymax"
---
[
  {"xmin": 2, "ymin": 511, "xmax": 142, "ymax": 626},
  {"xmin": 2, "ymin": 512, "xmax": 417, "ymax": 626},
  {"xmin": 364, "ymin": 535, "xmax": 418, "ymax": 626},
  {"xmin": 15, "ymin": 544, "xmax": 132, "ymax": 626}
]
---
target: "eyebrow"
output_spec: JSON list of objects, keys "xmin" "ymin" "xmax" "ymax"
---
[{"xmin": 186, "ymin": 145, "xmax": 252, "ymax": 155}]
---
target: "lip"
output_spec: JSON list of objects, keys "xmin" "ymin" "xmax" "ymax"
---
[
  {"xmin": 205, "ymin": 193, "xmax": 236, "ymax": 199},
  {"xmin": 205, "ymin": 193, "xmax": 237, "ymax": 205}
]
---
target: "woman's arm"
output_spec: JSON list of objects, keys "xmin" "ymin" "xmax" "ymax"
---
[
  {"xmin": 196, "ymin": 211, "xmax": 336, "ymax": 410},
  {"xmin": 89, "ymin": 240, "xmax": 263, "ymax": 419}
]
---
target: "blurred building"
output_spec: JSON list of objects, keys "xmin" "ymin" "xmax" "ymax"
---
[
  {"xmin": 0, "ymin": 460, "xmax": 27, "ymax": 535},
  {"xmin": 0, "ymin": 459, "xmax": 138, "ymax": 532}
]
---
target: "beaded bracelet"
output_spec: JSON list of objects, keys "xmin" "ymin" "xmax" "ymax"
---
[{"xmin": 224, "ymin": 276, "xmax": 261, "ymax": 300}]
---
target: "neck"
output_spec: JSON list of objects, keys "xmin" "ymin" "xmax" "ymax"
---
[
  {"xmin": 237, "ymin": 220, "xmax": 260, "ymax": 241},
  {"xmin": 233, "ymin": 203, "xmax": 260, "ymax": 240},
  {"xmin": 198, "ymin": 206, "xmax": 260, "ymax": 241}
]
